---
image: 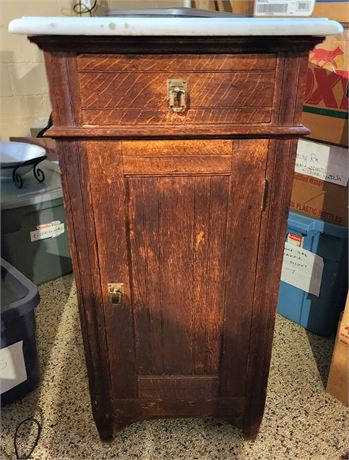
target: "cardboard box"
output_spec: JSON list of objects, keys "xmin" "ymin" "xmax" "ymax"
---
[
  {"xmin": 295, "ymin": 139, "xmax": 348, "ymax": 186},
  {"xmin": 250, "ymin": 5, "xmax": 348, "ymax": 147},
  {"xmin": 290, "ymin": 173, "xmax": 348, "ymax": 226},
  {"xmin": 312, "ymin": 0, "xmax": 349, "ymax": 23},
  {"xmin": 252, "ymin": 0, "xmax": 349, "ymax": 20},
  {"xmin": 254, "ymin": 0, "xmax": 315, "ymax": 16},
  {"xmin": 339, "ymin": 295, "xmax": 349, "ymax": 345},
  {"xmin": 327, "ymin": 294, "xmax": 349, "ymax": 406},
  {"xmin": 303, "ymin": 28, "xmax": 349, "ymax": 147}
]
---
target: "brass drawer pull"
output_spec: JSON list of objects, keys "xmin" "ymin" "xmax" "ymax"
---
[{"xmin": 168, "ymin": 79, "xmax": 187, "ymax": 113}]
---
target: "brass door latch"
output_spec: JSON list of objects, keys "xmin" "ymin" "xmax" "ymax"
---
[
  {"xmin": 108, "ymin": 283, "xmax": 124, "ymax": 306},
  {"xmin": 168, "ymin": 79, "xmax": 187, "ymax": 113}
]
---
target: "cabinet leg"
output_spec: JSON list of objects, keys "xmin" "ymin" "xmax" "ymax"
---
[
  {"xmin": 243, "ymin": 423, "xmax": 260, "ymax": 441},
  {"xmin": 96, "ymin": 417, "xmax": 136, "ymax": 441},
  {"xmin": 95, "ymin": 415, "xmax": 115, "ymax": 442}
]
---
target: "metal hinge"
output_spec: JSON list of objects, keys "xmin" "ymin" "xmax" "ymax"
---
[
  {"xmin": 261, "ymin": 179, "xmax": 269, "ymax": 212},
  {"xmin": 108, "ymin": 283, "xmax": 124, "ymax": 306}
]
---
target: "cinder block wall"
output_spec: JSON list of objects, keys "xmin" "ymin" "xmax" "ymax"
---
[
  {"xmin": 0, "ymin": 0, "xmax": 187, "ymax": 140},
  {"xmin": 1, "ymin": 0, "xmax": 234, "ymax": 140},
  {"xmin": 0, "ymin": 1, "xmax": 74, "ymax": 140}
]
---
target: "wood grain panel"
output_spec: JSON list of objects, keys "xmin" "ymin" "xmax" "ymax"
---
[
  {"xmin": 138, "ymin": 376, "xmax": 219, "ymax": 400},
  {"xmin": 46, "ymin": 124, "xmax": 310, "ymax": 139},
  {"xmin": 82, "ymin": 107, "xmax": 272, "ymax": 126},
  {"xmin": 83, "ymin": 140, "xmax": 138, "ymax": 399},
  {"xmin": 77, "ymin": 54, "xmax": 276, "ymax": 72},
  {"xmin": 243, "ymin": 138, "xmax": 298, "ymax": 437},
  {"xmin": 112, "ymin": 396, "xmax": 245, "ymax": 420},
  {"xmin": 219, "ymin": 139, "xmax": 269, "ymax": 397},
  {"xmin": 43, "ymin": 52, "xmax": 81, "ymax": 126},
  {"xmin": 274, "ymin": 52, "xmax": 310, "ymax": 125},
  {"xmin": 127, "ymin": 174, "xmax": 229, "ymax": 375},
  {"xmin": 79, "ymin": 71, "xmax": 274, "ymax": 110},
  {"xmin": 123, "ymin": 156, "xmax": 232, "ymax": 175},
  {"xmin": 191, "ymin": 176, "xmax": 230, "ymax": 373},
  {"xmin": 122, "ymin": 140, "xmax": 232, "ymax": 156},
  {"xmin": 32, "ymin": 35, "xmax": 322, "ymax": 56},
  {"xmin": 57, "ymin": 140, "xmax": 115, "ymax": 437}
]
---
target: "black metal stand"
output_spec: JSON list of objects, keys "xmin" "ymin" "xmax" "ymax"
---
[{"xmin": 7, "ymin": 156, "xmax": 47, "ymax": 189}]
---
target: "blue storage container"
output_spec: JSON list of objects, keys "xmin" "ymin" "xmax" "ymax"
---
[
  {"xmin": 277, "ymin": 211, "xmax": 348, "ymax": 336},
  {"xmin": 1, "ymin": 258, "xmax": 40, "ymax": 405}
]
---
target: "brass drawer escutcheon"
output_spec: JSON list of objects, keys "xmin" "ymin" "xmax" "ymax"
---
[
  {"xmin": 168, "ymin": 79, "xmax": 187, "ymax": 113},
  {"xmin": 108, "ymin": 283, "xmax": 124, "ymax": 306}
]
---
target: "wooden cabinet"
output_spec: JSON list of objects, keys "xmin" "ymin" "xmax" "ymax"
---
[{"xmin": 30, "ymin": 34, "xmax": 321, "ymax": 440}]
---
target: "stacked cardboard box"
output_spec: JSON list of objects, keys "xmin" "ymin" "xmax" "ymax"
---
[
  {"xmin": 327, "ymin": 293, "xmax": 349, "ymax": 406},
  {"xmin": 302, "ymin": 27, "xmax": 348, "ymax": 147},
  {"xmin": 291, "ymin": 21, "xmax": 348, "ymax": 226},
  {"xmin": 312, "ymin": 0, "xmax": 349, "ymax": 23},
  {"xmin": 290, "ymin": 140, "xmax": 348, "ymax": 226}
]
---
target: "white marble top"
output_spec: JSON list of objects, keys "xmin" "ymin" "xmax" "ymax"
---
[{"xmin": 9, "ymin": 17, "xmax": 343, "ymax": 37}]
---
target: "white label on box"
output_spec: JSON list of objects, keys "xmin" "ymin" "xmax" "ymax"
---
[
  {"xmin": 287, "ymin": 233, "xmax": 304, "ymax": 247},
  {"xmin": 30, "ymin": 220, "xmax": 65, "ymax": 242},
  {"xmin": 296, "ymin": 139, "xmax": 349, "ymax": 187},
  {"xmin": 254, "ymin": 0, "xmax": 315, "ymax": 16},
  {"xmin": 281, "ymin": 242, "xmax": 324, "ymax": 297},
  {"xmin": 0, "ymin": 341, "xmax": 27, "ymax": 394}
]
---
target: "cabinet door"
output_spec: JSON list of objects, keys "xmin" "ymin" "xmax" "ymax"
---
[{"xmin": 84, "ymin": 138, "xmax": 269, "ymax": 422}]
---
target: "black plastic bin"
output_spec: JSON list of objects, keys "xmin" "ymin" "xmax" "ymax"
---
[{"xmin": 1, "ymin": 258, "xmax": 40, "ymax": 405}]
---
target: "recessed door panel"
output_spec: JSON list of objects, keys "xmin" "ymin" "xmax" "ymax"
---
[{"xmin": 127, "ymin": 175, "xmax": 230, "ymax": 375}]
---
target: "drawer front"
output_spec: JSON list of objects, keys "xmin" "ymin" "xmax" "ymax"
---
[{"xmin": 77, "ymin": 54, "xmax": 276, "ymax": 126}]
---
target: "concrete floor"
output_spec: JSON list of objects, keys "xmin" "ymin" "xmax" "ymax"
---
[{"xmin": 1, "ymin": 274, "xmax": 348, "ymax": 459}]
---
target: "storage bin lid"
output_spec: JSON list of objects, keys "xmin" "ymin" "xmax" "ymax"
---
[
  {"xmin": 1, "ymin": 161, "xmax": 63, "ymax": 210},
  {"xmin": 1, "ymin": 258, "xmax": 40, "ymax": 322},
  {"xmin": 288, "ymin": 211, "xmax": 348, "ymax": 239}
]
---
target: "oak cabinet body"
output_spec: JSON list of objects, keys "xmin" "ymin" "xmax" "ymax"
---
[{"xmin": 30, "ymin": 35, "xmax": 321, "ymax": 439}]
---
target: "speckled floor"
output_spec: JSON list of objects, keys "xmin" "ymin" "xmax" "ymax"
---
[{"xmin": 1, "ymin": 274, "xmax": 348, "ymax": 459}]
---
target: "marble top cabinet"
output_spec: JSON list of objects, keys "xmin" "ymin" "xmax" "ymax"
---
[{"xmin": 10, "ymin": 16, "xmax": 341, "ymax": 440}]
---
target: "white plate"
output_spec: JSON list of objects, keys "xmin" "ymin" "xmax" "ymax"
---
[{"xmin": 0, "ymin": 141, "xmax": 46, "ymax": 180}]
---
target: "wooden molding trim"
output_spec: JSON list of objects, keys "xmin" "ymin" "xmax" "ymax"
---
[
  {"xmin": 30, "ymin": 35, "xmax": 323, "ymax": 54},
  {"xmin": 46, "ymin": 124, "xmax": 310, "ymax": 139}
]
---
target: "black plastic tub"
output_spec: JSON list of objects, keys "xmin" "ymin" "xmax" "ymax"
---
[{"xmin": 1, "ymin": 258, "xmax": 40, "ymax": 405}]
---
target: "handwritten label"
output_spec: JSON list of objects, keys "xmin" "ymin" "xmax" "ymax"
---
[
  {"xmin": 296, "ymin": 139, "xmax": 348, "ymax": 187},
  {"xmin": 30, "ymin": 220, "xmax": 65, "ymax": 242},
  {"xmin": 281, "ymin": 242, "xmax": 324, "ymax": 296},
  {"xmin": 0, "ymin": 341, "xmax": 27, "ymax": 394}
]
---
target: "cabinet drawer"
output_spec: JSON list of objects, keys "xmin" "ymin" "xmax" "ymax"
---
[{"xmin": 77, "ymin": 54, "xmax": 276, "ymax": 127}]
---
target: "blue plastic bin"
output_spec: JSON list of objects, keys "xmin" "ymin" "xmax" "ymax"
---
[{"xmin": 277, "ymin": 211, "xmax": 348, "ymax": 336}]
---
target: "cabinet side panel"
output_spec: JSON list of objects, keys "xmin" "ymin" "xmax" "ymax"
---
[
  {"xmin": 273, "ymin": 52, "xmax": 310, "ymax": 125},
  {"xmin": 43, "ymin": 52, "xmax": 81, "ymax": 126},
  {"xmin": 83, "ymin": 140, "xmax": 138, "ymax": 399},
  {"xmin": 57, "ymin": 140, "xmax": 114, "ymax": 433},
  {"xmin": 244, "ymin": 138, "xmax": 298, "ymax": 435},
  {"xmin": 220, "ymin": 139, "xmax": 269, "ymax": 397}
]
